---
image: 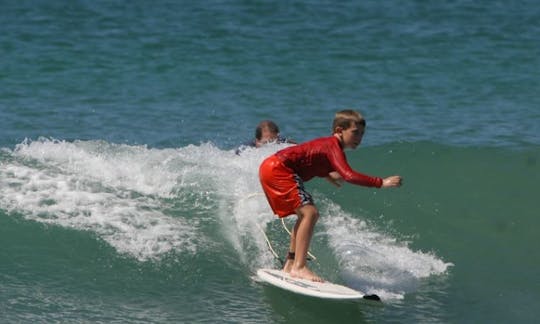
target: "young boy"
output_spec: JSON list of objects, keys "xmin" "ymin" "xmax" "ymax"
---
[{"xmin": 259, "ymin": 110, "xmax": 402, "ymax": 282}]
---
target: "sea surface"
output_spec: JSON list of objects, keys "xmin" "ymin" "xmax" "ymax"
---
[{"xmin": 1, "ymin": 1, "xmax": 539, "ymax": 323}]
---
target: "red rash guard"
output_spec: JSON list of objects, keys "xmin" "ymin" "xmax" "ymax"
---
[{"xmin": 275, "ymin": 136, "xmax": 383, "ymax": 187}]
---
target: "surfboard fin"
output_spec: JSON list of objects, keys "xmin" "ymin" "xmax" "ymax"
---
[{"xmin": 362, "ymin": 294, "xmax": 381, "ymax": 301}]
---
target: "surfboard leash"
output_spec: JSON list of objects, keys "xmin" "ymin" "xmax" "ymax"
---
[
  {"xmin": 244, "ymin": 192, "xmax": 317, "ymax": 265},
  {"xmin": 256, "ymin": 222, "xmax": 285, "ymax": 266},
  {"xmin": 280, "ymin": 218, "xmax": 317, "ymax": 262}
]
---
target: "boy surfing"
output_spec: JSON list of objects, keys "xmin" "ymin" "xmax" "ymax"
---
[{"xmin": 259, "ymin": 110, "xmax": 402, "ymax": 282}]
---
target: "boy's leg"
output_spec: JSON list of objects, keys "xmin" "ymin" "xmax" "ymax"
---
[
  {"xmin": 289, "ymin": 204, "xmax": 322, "ymax": 282},
  {"xmin": 282, "ymin": 220, "xmax": 300, "ymax": 273}
]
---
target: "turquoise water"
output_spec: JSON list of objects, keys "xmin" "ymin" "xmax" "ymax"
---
[{"xmin": 1, "ymin": 1, "xmax": 539, "ymax": 323}]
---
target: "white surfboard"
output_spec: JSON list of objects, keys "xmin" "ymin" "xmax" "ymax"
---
[{"xmin": 256, "ymin": 268, "xmax": 379, "ymax": 301}]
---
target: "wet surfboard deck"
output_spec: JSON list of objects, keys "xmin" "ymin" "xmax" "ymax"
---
[{"xmin": 256, "ymin": 268, "xmax": 380, "ymax": 301}]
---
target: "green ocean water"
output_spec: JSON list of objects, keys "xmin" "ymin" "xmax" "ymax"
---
[
  {"xmin": 1, "ymin": 1, "xmax": 539, "ymax": 323},
  {"xmin": 1, "ymin": 141, "xmax": 538, "ymax": 322}
]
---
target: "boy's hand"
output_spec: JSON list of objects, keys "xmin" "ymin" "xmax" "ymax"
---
[
  {"xmin": 382, "ymin": 176, "xmax": 402, "ymax": 188},
  {"xmin": 326, "ymin": 171, "xmax": 344, "ymax": 187}
]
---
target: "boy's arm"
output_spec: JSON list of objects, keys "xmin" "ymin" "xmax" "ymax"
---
[{"xmin": 328, "ymin": 145, "xmax": 383, "ymax": 187}]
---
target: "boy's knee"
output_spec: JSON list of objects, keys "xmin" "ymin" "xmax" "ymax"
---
[{"xmin": 299, "ymin": 205, "xmax": 319, "ymax": 221}]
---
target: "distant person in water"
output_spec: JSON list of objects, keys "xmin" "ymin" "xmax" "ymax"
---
[
  {"xmin": 259, "ymin": 109, "xmax": 402, "ymax": 282},
  {"xmin": 235, "ymin": 120, "xmax": 295, "ymax": 154}
]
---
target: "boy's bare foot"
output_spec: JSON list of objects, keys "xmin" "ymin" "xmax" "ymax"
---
[
  {"xmin": 290, "ymin": 266, "xmax": 324, "ymax": 282},
  {"xmin": 282, "ymin": 259, "xmax": 293, "ymax": 273},
  {"xmin": 283, "ymin": 251, "xmax": 295, "ymax": 273}
]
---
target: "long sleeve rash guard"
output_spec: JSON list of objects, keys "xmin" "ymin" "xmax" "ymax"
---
[{"xmin": 275, "ymin": 136, "xmax": 382, "ymax": 187}]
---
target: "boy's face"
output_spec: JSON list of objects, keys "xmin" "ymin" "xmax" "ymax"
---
[{"xmin": 339, "ymin": 122, "xmax": 365, "ymax": 149}]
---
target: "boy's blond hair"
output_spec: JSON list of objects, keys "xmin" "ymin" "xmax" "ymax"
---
[{"xmin": 332, "ymin": 109, "xmax": 366, "ymax": 133}]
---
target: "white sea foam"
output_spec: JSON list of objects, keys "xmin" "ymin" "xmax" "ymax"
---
[
  {"xmin": 213, "ymin": 144, "xmax": 289, "ymax": 268},
  {"xmin": 0, "ymin": 138, "xmax": 285, "ymax": 264},
  {"xmin": 12, "ymin": 138, "xmax": 181, "ymax": 197},
  {"xmin": 1, "ymin": 138, "xmax": 452, "ymax": 297},
  {"xmin": 0, "ymin": 138, "xmax": 206, "ymax": 261},
  {"xmin": 319, "ymin": 200, "xmax": 453, "ymax": 300}
]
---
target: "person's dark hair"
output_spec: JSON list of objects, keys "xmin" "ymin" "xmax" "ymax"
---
[{"xmin": 255, "ymin": 120, "xmax": 280, "ymax": 140}]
